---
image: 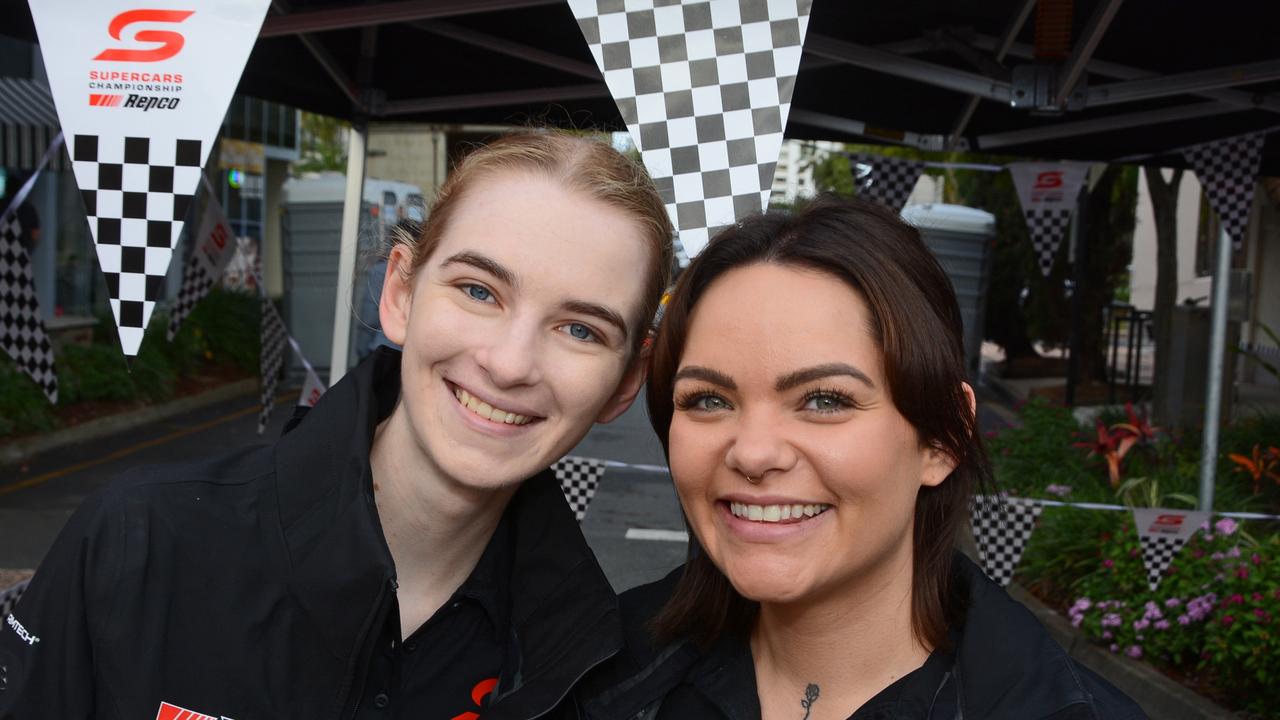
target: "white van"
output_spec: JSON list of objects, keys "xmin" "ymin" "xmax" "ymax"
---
[{"xmin": 283, "ymin": 173, "xmax": 425, "ymax": 224}]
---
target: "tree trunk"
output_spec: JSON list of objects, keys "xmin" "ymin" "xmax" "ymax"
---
[
  {"xmin": 1072, "ymin": 165, "xmax": 1139, "ymax": 389},
  {"xmin": 1144, "ymin": 166, "xmax": 1184, "ymax": 425}
]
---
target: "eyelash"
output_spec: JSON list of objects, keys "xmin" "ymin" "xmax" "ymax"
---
[
  {"xmin": 674, "ymin": 389, "xmax": 730, "ymax": 412},
  {"xmin": 558, "ymin": 322, "xmax": 601, "ymax": 344},
  {"xmin": 458, "ymin": 283, "xmax": 604, "ymax": 345},
  {"xmin": 801, "ymin": 387, "xmax": 859, "ymax": 413}
]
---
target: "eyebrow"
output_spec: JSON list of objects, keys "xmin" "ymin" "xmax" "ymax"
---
[
  {"xmin": 776, "ymin": 363, "xmax": 876, "ymax": 392},
  {"xmin": 563, "ymin": 300, "xmax": 630, "ymax": 340},
  {"xmin": 674, "ymin": 366, "xmax": 737, "ymax": 390},
  {"xmin": 440, "ymin": 251, "xmax": 516, "ymax": 287}
]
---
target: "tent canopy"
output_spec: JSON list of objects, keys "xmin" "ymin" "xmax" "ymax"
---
[
  {"xmin": 4, "ymin": 0, "xmax": 1276, "ymax": 171},
  {"xmin": 4, "ymin": 0, "xmax": 1279, "ymax": 170}
]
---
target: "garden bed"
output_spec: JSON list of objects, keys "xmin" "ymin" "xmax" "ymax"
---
[
  {"xmin": 990, "ymin": 398, "xmax": 1280, "ymax": 718},
  {"xmin": 0, "ymin": 289, "xmax": 262, "ymax": 440}
]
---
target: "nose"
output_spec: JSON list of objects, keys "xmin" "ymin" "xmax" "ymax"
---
[
  {"xmin": 473, "ymin": 314, "xmax": 543, "ymax": 389},
  {"xmin": 723, "ymin": 406, "xmax": 797, "ymax": 483}
]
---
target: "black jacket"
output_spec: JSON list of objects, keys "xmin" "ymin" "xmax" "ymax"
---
[
  {"xmin": 0, "ymin": 349, "xmax": 621, "ymax": 719},
  {"xmin": 581, "ymin": 555, "xmax": 1146, "ymax": 720}
]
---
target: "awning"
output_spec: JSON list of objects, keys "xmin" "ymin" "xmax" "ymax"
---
[{"xmin": 0, "ymin": 77, "xmax": 67, "ymax": 172}]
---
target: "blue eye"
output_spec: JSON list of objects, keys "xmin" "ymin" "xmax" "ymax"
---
[
  {"xmin": 464, "ymin": 284, "xmax": 494, "ymax": 303},
  {"xmin": 562, "ymin": 322, "xmax": 597, "ymax": 342},
  {"xmin": 695, "ymin": 395, "xmax": 730, "ymax": 411}
]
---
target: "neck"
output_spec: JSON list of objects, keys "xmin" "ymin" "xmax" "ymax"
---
[
  {"xmin": 369, "ymin": 404, "xmax": 517, "ymax": 635},
  {"xmin": 751, "ymin": 543, "xmax": 930, "ymax": 720}
]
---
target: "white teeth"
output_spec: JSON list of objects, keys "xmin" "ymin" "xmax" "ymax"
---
[
  {"xmin": 729, "ymin": 502, "xmax": 831, "ymax": 523},
  {"xmin": 453, "ymin": 387, "xmax": 533, "ymax": 426}
]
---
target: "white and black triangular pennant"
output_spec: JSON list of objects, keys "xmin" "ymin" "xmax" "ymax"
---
[
  {"xmin": 553, "ymin": 455, "xmax": 606, "ymax": 522},
  {"xmin": 167, "ymin": 190, "xmax": 237, "ymax": 341},
  {"xmin": 853, "ymin": 154, "xmax": 925, "ymax": 212},
  {"xmin": 569, "ymin": 0, "xmax": 812, "ymax": 259},
  {"xmin": 0, "ymin": 212, "xmax": 57, "ymax": 403},
  {"xmin": 1133, "ymin": 508, "xmax": 1209, "ymax": 591},
  {"xmin": 28, "ymin": 0, "xmax": 272, "ymax": 356},
  {"xmin": 1183, "ymin": 133, "xmax": 1265, "ymax": 247},
  {"xmin": 1007, "ymin": 162, "xmax": 1091, "ymax": 277},
  {"xmin": 970, "ymin": 495, "xmax": 1043, "ymax": 586}
]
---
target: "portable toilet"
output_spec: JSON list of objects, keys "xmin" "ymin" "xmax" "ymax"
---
[{"xmin": 900, "ymin": 203, "xmax": 996, "ymax": 379}]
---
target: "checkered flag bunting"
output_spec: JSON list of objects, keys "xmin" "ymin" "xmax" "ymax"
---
[
  {"xmin": 970, "ymin": 496, "xmax": 1043, "ymax": 586},
  {"xmin": 1183, "ymin": 132, "xmax": 1265, "ymax": 247},
  {"xmin": 1026, "ymin": 208, "xmax": 1073, "ymax": 276},
  {"xmin": 167, "ymin": 261, "xmax": 217, "ymax": 341},
  {"xmin": 0, "ymin": 578, "xmax": 29, "ymax": 619},
  {"xmin": 553, "ymin": 456, "xmax": 606, "ymax": 522},
  {"xmin": 853, "ymin": 154, "xmax": 924, "ymax": 212},
  {"xmin": 569, "ymin": 0, "xmax": 812, "ymax": 259},
  {"xmin": 0, "ymin": 213, "xmax": 57, "ymax": 402},
  {"xmin": 258, "ymin": 299, "xmax": 287, "ymax": 434},
  {"xmin": 72, "ymin": 134, "xmax": 201, "ymax": 356},
  {"xmin": 1139, "ymin": 534, "xmax": 1189, "ymax": 592}
]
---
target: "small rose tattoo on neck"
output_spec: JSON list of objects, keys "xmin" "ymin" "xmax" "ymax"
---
[{"xmin": 800, "ymin": 683, "xmax": 820, "ymax": 719}]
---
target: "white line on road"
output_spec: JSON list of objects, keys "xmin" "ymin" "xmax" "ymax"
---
[{"xmin": 625, "ymin": 528, "xmax": 689, "ymax": 542}]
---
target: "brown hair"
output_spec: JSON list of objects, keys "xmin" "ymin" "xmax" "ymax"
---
[
  {"xmin": 646, "ymin": 194, "xmax": 992, "ymax": 651},
  {"xmin": 392, "ymin": 132, "xmax": 673, "ymax": 350}
]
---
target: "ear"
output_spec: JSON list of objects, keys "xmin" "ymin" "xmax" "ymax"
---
[
  {"xmin": 919, "ymin": 382, "xmax": 976, "ymax": 488},
  {"xmin": 594, "ymin": 344, "xmax": 649, "ymax": 424},
  {"xmin": 379, "ymin": 244, "xmax": 416, "ymax": 347}
]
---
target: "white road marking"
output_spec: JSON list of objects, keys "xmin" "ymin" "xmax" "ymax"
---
[{"xmin": 625, "ymin": 528, "xmax": 689, "ymax": 542}]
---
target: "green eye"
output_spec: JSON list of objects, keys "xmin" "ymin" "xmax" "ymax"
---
[{"xmin": 695, "ymin": 395, "xmax": 729, "ymax": 411}]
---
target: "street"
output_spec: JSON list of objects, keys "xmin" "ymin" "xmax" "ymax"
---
[{"xmin": 0, "ymin": 384, "xmax": 1010, "ymax": 593}]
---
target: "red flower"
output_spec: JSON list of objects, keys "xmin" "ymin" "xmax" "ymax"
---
[
  {"xmin": 1103, "ymin": 558, "xmax": 1115, "ymax": 569},
  {"xmin": 1236, "ymin": 567, "xmax": 1250, "ymax": 580},
  {"xmin": 1230, "ymin": 594, "xmax": 1245, "ymax": 605},
  {"xmin": 1222, "ymin": 615, "xmax": 1236, "ymax": 626}
]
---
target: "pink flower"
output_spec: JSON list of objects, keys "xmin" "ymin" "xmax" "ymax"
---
[
  {"xmin": 1230, "ymin": 593, "xmax": 1245, "ymax": 605},
  {"xmin": 1222, "ymin": 615, "xmax": 1235, "ymax": 626},
  {"xmin": 1253, "ymin": 554, "xmax": 1263, "ymax": 566},
  {"xmin": 1214, "ymin": 518, "xmax": 1238, "ymax": 536},
  {"xmin": 1103, "ymin": 558, "xmax": 1115, "ymax": 569},
  {"xmin": 1254, "ymin": 608, "xmax": 1270, "ymax": 622},
  {"xmin": 1126, "ymin": 645, "xmax": 1143, "ymax": 659},
  {"xmin": 1236, "ymin": 567, "xmax": 1250, "ymax": 580}
]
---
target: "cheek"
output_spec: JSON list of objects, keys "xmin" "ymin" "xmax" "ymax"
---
[{"xmin": 668, "ymin": 416, "xmax": 722, "ymax": 500}]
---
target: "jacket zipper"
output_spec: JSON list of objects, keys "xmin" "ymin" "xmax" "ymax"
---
[{"xmin": 340, "ymin": 577, "xmax": 397, "ymax": 719}]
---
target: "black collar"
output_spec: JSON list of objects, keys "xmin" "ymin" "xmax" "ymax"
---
[{"xmin": 272, "ymin": 348, "xmax": 622, "ymax": 718}]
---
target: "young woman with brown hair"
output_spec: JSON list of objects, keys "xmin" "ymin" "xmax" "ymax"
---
[
  {"xmin": 584, "ymin": 196, "xmax": 1144, "ymax": 720},
  {"xmin": 1, "ymin": 132, "xmax": 672, "ymax": 720}
]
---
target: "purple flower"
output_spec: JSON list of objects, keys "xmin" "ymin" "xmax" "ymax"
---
[
  {"xmin": 1102, "ymin": 630, "xmax": 1113, "ymax": 640},
  {"xmin": 1155, "ymin": 619, "xmax": 1170, "ymax": 630},
  {"xmin": 1226, "ymin": 546, "xmax": 1242, "ymax": 558},
  {"xmin": 1214, "ymin": 518, "xmax": 1238, "ymax": 536},
  {"xmin": 1070, "ymin": 598, "xmax": 1093, "ymax": 613},
  {"xmin": 1126, "ymin": 645, "xmax": 1143, "ymax": 659},
  {"xmin": 1211, "ymin": 552, "xmax": 1225, "ymax": 561},
  {"xmin": 1164, "ymin": 598, "xmax": 1183, "ymax": 608},
  {"xmin": 1133, "ymin": 618, "xmax": 1150, "ymax": 631},
  {"xmin": 1177, "ymin": 614, "xmax": 1191, "ymax": 625},
  {"xmin": 1046, "ymin": 484, "xmax": 1073, "ymax": 497},
  {"xmin": 1102, "ymin": 613, "xmax": 1122, "ymax": 628},
  {"xmin": 1253, "ymin": 554, "xmax": 1263, "ymax": 566},
  {"xmin": 1109, "ymin": 643, "xmax": 1120, "ymax": 654},
  {"xmin": 1103, "ymin": 558, "xmax": 1115, "ymax": 569}
]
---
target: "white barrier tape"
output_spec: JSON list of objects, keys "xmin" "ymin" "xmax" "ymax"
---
[
  {"xmin": 0, "ymin": 132, "xmax": 64, "ymax": 229},
  {"xmin": 586, "ymin": 458, "xmax": 1280, "ymax": 522}
]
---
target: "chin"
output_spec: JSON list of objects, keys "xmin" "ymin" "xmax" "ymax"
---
[{"xmin": 718, "ymin": 557, "xmax": 817, "ymax": 605}]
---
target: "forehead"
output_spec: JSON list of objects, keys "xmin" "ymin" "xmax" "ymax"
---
[
  {"xmin": 431, "ymin": 172, "xmax": 651, "ymax": 312},
  {"xmin": 681, "ymin": 263, "xmax": 883, "ymax": 382}
]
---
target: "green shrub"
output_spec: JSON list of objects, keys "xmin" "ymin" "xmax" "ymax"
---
[{"xmin": 0, "ymin": 288, "xmax": 261, "ymax": 438}]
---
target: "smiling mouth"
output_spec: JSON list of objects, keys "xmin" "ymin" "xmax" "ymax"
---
[
  {"xmin": 728, "ymin": 502, "xmax": 832, "ymax": 523},
  {"xmin": 452, "ymin": 386, "xmax": 536, "ymax": 426}
]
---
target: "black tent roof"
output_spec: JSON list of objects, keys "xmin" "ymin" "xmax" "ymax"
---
[{"xmin": 4, "ymin": 0, "xmax": 1279, "ymax": 172}]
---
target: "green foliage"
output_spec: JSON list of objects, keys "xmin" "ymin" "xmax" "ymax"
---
[
  {"xmin": 991, "ymin": 399, "xmax": 1280, "ymax": 715},
  {"xmin": 0, "ymin": 288, "xmax": 261, "ymax": 438},
  {"xmin": 294, "ymin": 112, "xmax": 350, "ymax": 174},
  {"xmin": 0, "ymin": 360, "xmax": 58, "ymax": 436}
]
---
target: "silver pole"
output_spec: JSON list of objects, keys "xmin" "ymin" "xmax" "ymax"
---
[
  {"xmin": 328, "ymin": 125, "xmax": 367, "ymax": 386},
  {"xmin": 1197, "ymin": 227, "xmax": 1232, "ymax": 511}
]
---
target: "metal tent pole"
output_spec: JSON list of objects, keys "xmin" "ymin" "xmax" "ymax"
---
[
  {"xmin": 1197, "ymin": 227, "xmax": 1233, "ymax": 512},
  {"xmin": 328, "ymin": 124, "xmax": 367, "ymax": 386}
]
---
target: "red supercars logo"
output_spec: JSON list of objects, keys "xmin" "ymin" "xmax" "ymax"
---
[
  {"xmin": 154, "ymin": 701, "xmax": 219, "ymax": 720},
  {"xmin": 1033, "ymin": 171, "xmax": 1064, "ymax": 190},
  {"xmin": 89, "ymin": 94, "xmax": 125, "ymax": 107},
  {"xmin": 451, "ymin": 677, "xmax": 499, "ymax": 720},
  {"xmin": 95, "ymin": 9, "xmax": 194, "ymax": 63}
]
